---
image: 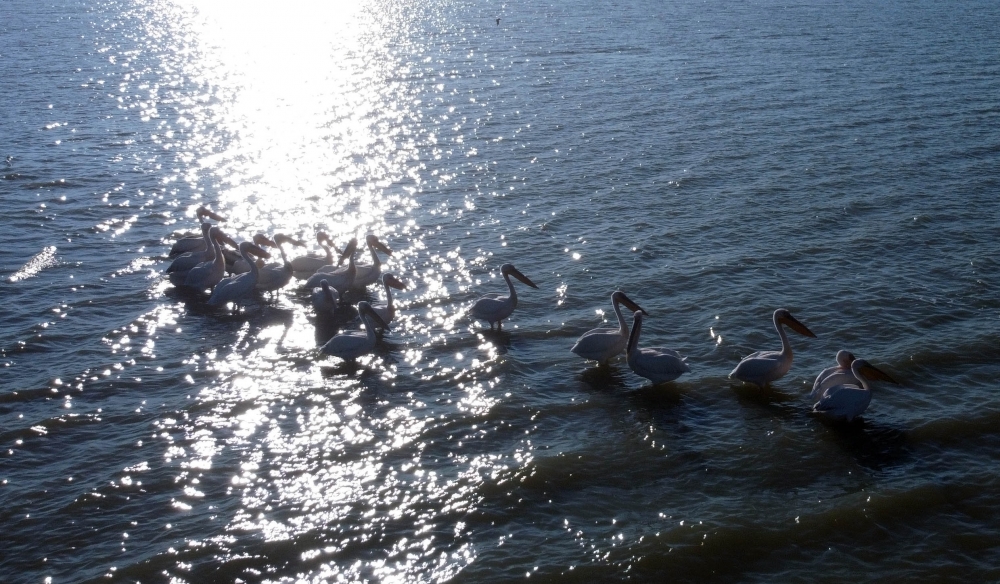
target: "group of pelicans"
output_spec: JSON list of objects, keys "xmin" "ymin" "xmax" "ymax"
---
[{"xmin": 166, "ymin": 207, "xmax": 898, "ymax": 423}]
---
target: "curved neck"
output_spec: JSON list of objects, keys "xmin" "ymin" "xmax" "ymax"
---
[
  {"xmin": 775, "ymin": 315, "xmax": 792, "ymax": 357},
  {"xmin": 277, "ymin": 241, "xmax": 290, "ymax": 267},
  {"xmin": 321, "ymin": 242, "xmax": 332, "ymax": 265},
  {"xmin": 201, "ymin": 224, "xmax": 212, "ymax": 248},
  {"xmin": 242, "ymin": 246, "xmax": 260, "ymax": 278},
  {"xmin": 383, "ymin": 280, "xmax": 394, "ymax": 308},
  {"xmin": 852, "ymin": 363, "xmax": 872, "ymax": 391},
  {"xmin": 627, "ymin": 315, "xmax": 643, "ymax": 355},
  {"xmin": 612, "ymin": 297, "xmax": 629, "ymax": 335},
  {"xmin": 367, "ymin": 241, "xmax": 382, "ymax": 268},
  {"xmin": 503, "ymin": 272, "xmax": 518, "ymax": 308},
  {"xmin": 211, "ymin": 236, "xmax": 224, "ymax": 267},
  {"xmin": 362, "ymin": 312, "xmax": 378, "ymax": 343}
]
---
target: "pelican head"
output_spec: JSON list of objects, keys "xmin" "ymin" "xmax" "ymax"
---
[
  {"xmin": 338, "ymin": 238, "xmax": 359, "ymax": 266},
  {"xmin": 209, "ymin": 227, "xmax": 238, "ymax": 248},
  {"xmin": 196, "ymin": 206, "xmax": 226, "ymax": 222},
  {"xmin": 836, "ymin": 350, "xmax": 856, "ymax": 368},
  {"xmin": 382, "ymin": 273, "xmax": 407, "ymax": 290},
  {"xmin": 252, "ymin": 233, "xmax": 276, "ymax": 248},
  {"xmin": 366, "ymin": 234, "xmax": 392, "ymax": 256},
  {"xmin": 775, "ymin": 308, "xmax": 816, "ymax": 338},
  {"xmin": 612, "ymin": 290, "xmax": 647, "ymax": 316},
  {"xmin": 852, "ymin": 359, "xmax": 899, "ymax": 385},
  {"xmin": 501, "ymin": 263, "xmax": 538, "ymax": 289}
]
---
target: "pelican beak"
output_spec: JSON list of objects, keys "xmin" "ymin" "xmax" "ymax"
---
[
  {"xmin": 215, "ymin": 231, "xmax": 239, "ymax": 248},
  {"xmin": 375, "ymin": 239, "xmax": 393, "ymax": 256},
  {"xmin": 784, "ymin": 314, "xmax": 817, "ymax": 338},
  {"xmin": 860, "ymin": 362, "xmax": 899, "ymax": 384},
  {"xmin": 365, "ymin": 305, "xmax": 391, "ymax": 330},
  {"xmin": 619, "ymin": 293, "xmax": 648, "ymax": 316},
  {"xmin": 250, "ymin": 244, "xmax": 271, "ymax": 260},
  {"xmin": 338, "ymin": 238, "xmax": 358, "ymax": 265},
  {"xmin": 198, "ymin": 207, "xmax": 227, "ymax": 222},
  {"xmin": 385, "ymin": 274, "xmax": 407, "ymax": 290},
  {"xmin": 253, "ymin": 234, "xmax": 275, "ymax": 248},
  {"xmin": 277, "ymin": 234, "xmax": 306, "ymax": 247},
  {"xmin": 510, "ymin": 267, "xmax": 539, "ymax": 289}
]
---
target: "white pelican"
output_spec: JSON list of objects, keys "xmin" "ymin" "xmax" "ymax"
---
[
  {"xmin": 346, "ymin": 234, "xmax": 392, "ymax": 290},
  {"xmin": 291, "ymin": 232, "xmax": 336, "ymax": 275},
  {"xmin": 207, "ymin": 242, "xmax": 271, "ymax": 307},
  {"xmin": 729, "ymin": 308, "xmax": 816, "ymax": 388},
  {"xmin": 320, "ymin": 301, "xmax": 389, "ymax": 360},
  {"xmin": 303, "ymin": 243, "xmax": 356, "ymax": 293},
  {"xmin": 811, "ymin": 350, "xmax": 856, "ymax": 401},
  {"xmin": 169, "ymin": 206, "xmax": 226, "ymax": 257},
  {"xmin": 310, "ymin": 237, "xmax": 356, "ymax": 276},
  {"xmin": 167, "ymin": 223, "xmax": 219, "ymax": 274},
  {"xmin": 311, "ymin": 280, "xmax": 340, "ymax": 317},
  {"xmin": 570, "ymin": 291, "xmax": 647, "ymax": 365},
  {"xmin": 178, "ymin": 227, "xmax": 230, "ymax": 290},
  {"xmin": 371, "ymin": 273, "xmax": 407, "ymax": 329},
  {"xmin": 626, "ymin": 310, "xmax": 690, "ymax": 384},
  {"xmin": 256, "ymin": 234, "xmax": 306, "ymax": 294},
  {"xmin": 469, "ymin": 263, "xmax": 538, "ymax": 330},
  {"xmin": 812, "ymin": 358, "xmax": 899, "ymax": 422}
]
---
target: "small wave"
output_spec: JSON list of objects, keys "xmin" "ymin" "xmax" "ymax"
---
[{"xmin": 8, "ymin": 246, "xmax": 58, "ymax": 282}]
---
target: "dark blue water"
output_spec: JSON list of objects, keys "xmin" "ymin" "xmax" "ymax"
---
[{"xmin": 3, "ymin": 0, "xmax": 1000, "ymax": 581}]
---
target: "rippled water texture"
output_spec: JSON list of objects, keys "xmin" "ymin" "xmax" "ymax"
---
[{"xmin": 3, "ymin": 0, "xmax": 1000, "ymax": 581}]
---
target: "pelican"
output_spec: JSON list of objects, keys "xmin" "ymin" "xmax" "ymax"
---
[
  {"xmin": 469, "ymin": 263, "xmax": 538, "ymax": 330},
  {"xmin": 812, "ymin": 358, "xmax": 899, "ymax": 422},
  {"xmin": 310, "ymin": 237, "xmax": 356, "ymax": 276},
  {"xmin": 371, "ymin": 273, "xmax": 407, "ymax": 328},
  {"xmin": 311, "ymin": 280, "xmax": 340, "ymax": 317},
  {"xmin": 626, "ymin": 310, "xmax": 690, "ymax": 384},
  {"xmin": 291, "ymin": 232, "xmax": 336, "ymax": 275},
  {"xmin": 811, "ymin": 350, "xmax": 856, "ymax": 401},
  {"xmin": 207, "ymin": 242, "xmax": 271, "ymax": 308},
  {"xmin": 320, "ymin": 301, "xmax": 389, "ymax": 360},
  {"xmin": 570, "ymin": 291, "xmax": 647, "ymax": 365},
  {"xmin": 168, "ymin": 206, "xmax": 226, "ymax": 257},
  {"xmin": 167, "ymin": 223, "xmax": 234, "ymax": 274},
  {"xmin": 303, "ymin": 242, "xmax": 356, "ymax": 293},
  {"xmin": 177, "ymin": 227, "xmax": 230, "ymax": 290},
  {"xmin": 729, "ymin": 308, "xmax": 816, "ymax": 387},
  {"xmin": 346, "ymin": 234, "xmax": 392, "ymax": 290},
  {"xmin": 256, "ymin": 234, "xmax": 306, "ymax": 294}
]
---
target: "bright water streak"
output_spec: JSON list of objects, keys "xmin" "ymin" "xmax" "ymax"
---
[{"xmin": 2, "ymin": 0, "xmax": 1000, "ymax": 582}]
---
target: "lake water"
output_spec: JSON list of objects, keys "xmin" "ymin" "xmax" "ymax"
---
[{"xmin": 3, "ymin": 0, "xmax": 1000, "ymax": 581}]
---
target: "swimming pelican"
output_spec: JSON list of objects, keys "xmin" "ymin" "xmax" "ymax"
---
[
  {"xmin": 811, "ymin": 350, "xmax": 856, "ymax": 401},
  {"xmin": 626, "ymin": 310, "xmax": 690, "ymax": 384},
  {"xmin": 348, "ymin": 234, "xmax": 392, "ymax": 290},
  {"xmin": 729, "ymin": 308, "xmax": 816, "ymax": 388},
  {"xmin": 303, "ymin": 241, "xmax": 357, "ymax": 293},
  {"xmin": 469, "ymin": 263, "xmax": 538, "ymax": 330},
  {"xmin": 177, "ymin": 227, "xmax": 230, "ymax": 290},
  {"xmin": 812, "ymin": 358, "xmax": 899, "ymax": 422},
  {"xmin": 167, "ymin": 223, "xmax": 224, "ymax": 274},
  {"xmin": 570, "ymin": 291, "xmax": 647, "ymax": 365},
  {"xmin": 207, "ymin": 242, "xmax": 271, "ymax": 308},
  {"xmin": 255, "ymin": 234, "xmax": 306, "ymax": 293},
  {"xmin": 320, "ymin": 301, "xmax": 389, "ymax": 360},
  {"xmin": 371, "ymin": 273, "xmax": 407, "ymax": 328},
  {"xmin": 290, "ymin": 232, "xmax": 336, "ymax": 275},
  {"xmin": 311, "ymin": 280, "xmax": 340, "ymax": 317},
  {"xmin": 169, "ymin": 206, "xmax": 226, "ymax": 257}
]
